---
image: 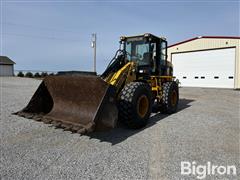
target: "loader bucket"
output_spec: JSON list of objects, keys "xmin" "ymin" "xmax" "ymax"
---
[{"xmin": 15, "ymin": 75, "xmax": 118, "ymax": 134}]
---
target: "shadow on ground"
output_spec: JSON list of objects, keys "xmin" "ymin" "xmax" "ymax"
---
[{"xmin": 87, "ymin": 98, "xmax": 194, "ymax": 145}]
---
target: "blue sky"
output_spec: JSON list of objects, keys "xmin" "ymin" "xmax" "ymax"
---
[{"xmin": 1, "ymin": 0, "xmax": 239, "ymax": 73}]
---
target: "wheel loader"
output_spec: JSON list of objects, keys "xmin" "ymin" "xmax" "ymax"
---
[{"xmin": 16, "ymin": 33, "xmax": 179, "ymax": 134}]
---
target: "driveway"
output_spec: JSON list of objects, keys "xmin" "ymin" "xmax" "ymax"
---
[{"xmin": 0, "ymin": 77, "xmax": 239, "ymax": 180}]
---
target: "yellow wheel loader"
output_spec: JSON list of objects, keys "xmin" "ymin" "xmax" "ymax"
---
[{"xmin": 16, "ymin": 33, "xmax": 179, "ymax": 133}]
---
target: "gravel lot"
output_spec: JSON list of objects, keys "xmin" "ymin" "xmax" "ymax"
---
[{"xmin": 0, "ymin": 77, "xmax": 239, "ymax": 180}]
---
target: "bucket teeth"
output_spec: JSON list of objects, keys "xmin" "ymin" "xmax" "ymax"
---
[
  {"xmin": 42, "ymin": 118, "xmax": 52, "ymax": 124},
  {"xmin": 61, "ymin": 124, "xmax": 72, "ymax": 131},
  {"xmin": 52, "ymin": 121, "xmax": 61, "ymax": 127},
  {"xmin": 65, "ymin": 127, "xmax": 72, "ymax": 131},
  {"xmin": 35, "ymin": 117, "xmax": 42, "ymax": 121},
  {"xmin": 71, "ymin": 126, "xmax": 81, "ymax": 132},
  {"xmin": 25, "ymin": 114, "xmax": 34, "ymax": 119},
  {"xmin": 77, "ymin": 128, "xmax": 86, "ymax": 134}
]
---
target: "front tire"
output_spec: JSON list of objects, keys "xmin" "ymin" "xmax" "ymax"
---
[{"xmin": 118, "ymin": 82, "xmax": 152, "ymax": 129}]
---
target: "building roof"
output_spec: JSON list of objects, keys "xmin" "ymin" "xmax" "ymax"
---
[
  {"xmin": 0, "ymin": 56, "xmax": 16, "ymax": 65},
  {"xmin": 168, "ymin": 36, "xmax": 240, "ymax": 48}
]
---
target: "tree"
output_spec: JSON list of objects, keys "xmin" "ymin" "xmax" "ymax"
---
[
  {"xmin": 25, "ymin": 72, "xmax": 33, "ymax": 78},
  {"xmin": 41, "ymin": 72, "xmax": 48, "ymax": 77},
  {"xmin": 34, "ymin": 72, "xmax": 41, "ymax": 78},
  {"xmin": 17, "ymin": 71, "xmax": 24, "ymax": 77}
]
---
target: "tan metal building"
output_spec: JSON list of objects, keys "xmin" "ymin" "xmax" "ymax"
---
[
  {"xmin": 0, "ymin": 56, "xmax": 15, "ymax": 76},
  {"xmin": 167, "ymin": 36, "xmax": 240, "ymax": 89}
]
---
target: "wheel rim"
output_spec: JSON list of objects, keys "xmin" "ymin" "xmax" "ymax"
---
[
  {"xmin": 171, "ymin": 90, "xmax": 177, "ymax": 107},
  {"xmin": 137, "ymin": 95, "xmax": 149, "ymax": 118}
]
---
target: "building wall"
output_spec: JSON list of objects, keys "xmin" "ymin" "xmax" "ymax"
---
[
  {"xmin": 167, "ymin": 38, "xmax": 240, "ymax": 89},
  {"xmin": 0, "ymin": 65, "xmax": 14, "ymax": 76}
]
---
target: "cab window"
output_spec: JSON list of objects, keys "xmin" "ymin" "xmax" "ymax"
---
[{"xmin": 160, "ymin": 41, "xmax": 167, "ymax": 65}]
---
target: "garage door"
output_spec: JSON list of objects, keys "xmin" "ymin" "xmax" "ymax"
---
[
  {"xmin": 0, "ymin": 65, "xmax": 13, "ymax": 76},
  {"xmin": 172, "ymin": 48, "xmax": 235, "ymax": 88}
]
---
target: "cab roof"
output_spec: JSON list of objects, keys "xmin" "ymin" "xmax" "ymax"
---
[{"xmin": 120, "ymin": 33, "xmax": 166, "ymax": 41}]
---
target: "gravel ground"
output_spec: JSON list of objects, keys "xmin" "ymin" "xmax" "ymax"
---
[{"xmin": 0, "ymin": 77, "xmax": 239, "ymax": 180}]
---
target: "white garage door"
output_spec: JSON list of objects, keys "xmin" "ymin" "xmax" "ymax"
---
[
  {"xmin": 172, "ymin": 48, "xmax": 235, "ymax": 88},
  {"xmin": 0, "ymin": 65, "xmax": 14, "ymax": 76}
]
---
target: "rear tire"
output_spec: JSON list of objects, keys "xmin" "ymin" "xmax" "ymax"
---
[
  {"xmin": 160, "ymin": 81, "xmax": 179, "ymax": 114},
  {"xmin": 118, "ymin": 82, "xmax": 152, "ymax": 129}
]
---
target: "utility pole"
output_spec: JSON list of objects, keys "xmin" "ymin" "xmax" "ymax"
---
[{"xmin": 91, "ymin": 33, "xmax": 97, "ymax": 73}]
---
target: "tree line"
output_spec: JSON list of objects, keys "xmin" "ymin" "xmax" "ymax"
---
[{"xmin": 17, "ymin": 71, "xmax": 55, "ymax": 78}]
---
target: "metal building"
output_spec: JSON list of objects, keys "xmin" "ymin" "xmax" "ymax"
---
[
  {"xmin": 167, "ymin": 36, "xmax": 240, "ymax": 89},
  {"xmin": 0, "ymin": 56, "xmax": 15, "ymax": 76}
]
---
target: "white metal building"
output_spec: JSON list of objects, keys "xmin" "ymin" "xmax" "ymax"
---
[
  {"xmin": 168, "ymin": 36, "xmax": 240, "ymax": 89},
  {"xmin": 0, "ymin": 56, "xmax": 15, "ymax": 76}
]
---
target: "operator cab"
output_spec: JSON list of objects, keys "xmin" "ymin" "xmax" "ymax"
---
[{"xmin": 120, "ymin": 33, "xmax": 170, "ymax": 77}]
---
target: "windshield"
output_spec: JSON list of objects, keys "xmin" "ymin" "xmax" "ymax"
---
[{"xmin": 125, "ymin": 40, "xmax": 151, "ymax": 66}]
